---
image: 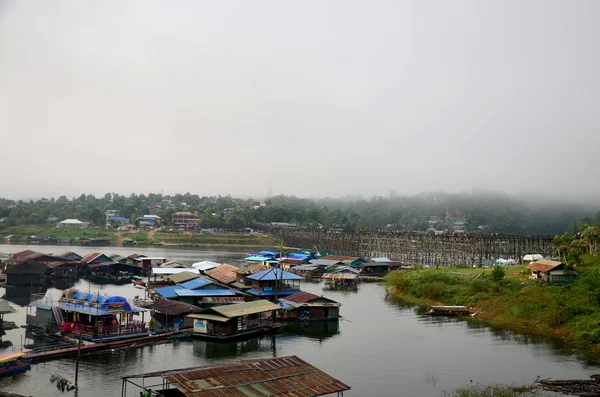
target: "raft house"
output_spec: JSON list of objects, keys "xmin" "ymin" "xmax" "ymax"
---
[
  {"xmin": 279, "ymin": 291, "xmax": 341, "ymax": 321},
  {"xmin": 187, "ymin": 300, "xmax": 283, "ymax": 340},
  {"xmin": 121, "ymin": 355, "xmax": 351, "ymax": 397},
  {"xmin": 245, "ymin": 267, "xmax": 304, "ymax": 301},
  {"xmin": 27, "ymin": 289, "xmax": 150, "ymax": 342}
]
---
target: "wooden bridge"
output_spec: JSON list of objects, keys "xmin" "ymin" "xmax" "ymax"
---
[{"xmin": 267, "ymin": 228, "xmax": 555, "ymax": 267}]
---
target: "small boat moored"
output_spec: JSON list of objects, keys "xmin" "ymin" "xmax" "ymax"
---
[
  {"xmin": 426, "ymin": 306, "xmax": 474, "ymax": 316},
  {"xmin": 0, "ymin": 351, "xmax": 32, "ymax": 377}
]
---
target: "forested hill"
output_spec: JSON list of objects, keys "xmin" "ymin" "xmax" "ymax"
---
[{"xmin": 0, "ymin": 191, "xmax": 598, "ymax": 236}]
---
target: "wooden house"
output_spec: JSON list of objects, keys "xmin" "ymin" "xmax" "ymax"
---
[
  {"xmin": 188, "ymin": 300, "xmax": 283, "ymax": 340},
  {"xmin": 231, "ymin": 264, "xmax": 268, "ymax": 290},
  {"xmin": 27, "ymin": 236, "xmax": 41, "ymax": 244},
  {"xmin": 355, "ymin": 261, "xmax": 406, "ymax": 276},
  {"xmin": 527, "ymin": 260, "xmax": 577, "ymax": 284},
  {"xmin": 320, "ymin": 255, "xmax": 366, "ymax": 267},
  {"xmin": 60, "ymin": 251, "xmax": 83, "ymax": 261},
  {"xmin": 246, "ymin": 268, "xmax": 304, "ymax": 301},
  {"xmin": 3, "ymin": 235, "xmax": 18, "ymax": 244},
  {"xmin": 5, "ymin": 259, "xmax": 49, "ymax": 286},
  {"xmin": 79, "ymin": 238, "xmax": 110, "ymax": 246},
  {"xmin": 47, "ymin": 261, "xmax": 79, "ymax": 280},
  {"xmin": 279, "ymin": 292, "xmax": 341, "ymax": 321}
]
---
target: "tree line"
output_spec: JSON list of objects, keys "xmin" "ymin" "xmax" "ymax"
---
[{"xmin": 0, "ymin": 190, "xmax": 598, "ymax": 236}]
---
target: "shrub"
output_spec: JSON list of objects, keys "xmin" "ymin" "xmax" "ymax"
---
[{"xmin": 492, "ymin": 266, "xmax": 506, "ymax": 282}]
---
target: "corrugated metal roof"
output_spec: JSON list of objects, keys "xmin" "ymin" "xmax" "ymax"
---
[
  {"xmin": 174, "ymin": 289, "xmax": 236, "ymax": 297},
  {"xmin": 167, "ymin": 272, "xmax": 200, "ymax": 284},
  {"xmin": 247, "ymin": 289, "xmax": 302, "ymax": 297},
  {"xmin": 187, "ymin": 313, "xmax": 230, "ymax": 322},
  {"xmin": 247, "ymin": 268, "xmax": 304, "ymax": 281},
  {"xmin": 199, "ymin": 297, "xmax": 245, "ymax": 304},
  {"xmin": 0, "ymin": 300, "xmax": 16, "ymax": 314},
  {"xmin": 205, "ymin": 264, "xmax": 238, "ymax": 284},
  {"xmin": 146, "ymin": 298, "xmax": 204, "ymax": 316},
  {"xmin": 152, "ymin": 268, "xmax": 201, "ymax": 275},
  {"xmin": 527, "ymin": 260, "xmax": 564, "ymax": 272},
  {"xmin": 155, "ymin": 286, "xmax": 185, "ymax": 299},
  {"xmin": 179, "ymin": 277, "xmax": 213, "ymax": 290},
  {"xmin": 211, "ymin": 300, "xmax": 281, "ymax": 318},
  {"xmin": 244, "ymin": 256, "xmax": 272, "ymax": 261},
  {"xmin": 309, "ymin": 259, "xmax": 343, "ymax": 267},
  {"xmin": 124, "ymin": 356, "xmax": 351, "ymax": 397},
  {"xmin": 233, "ymin": 264, "xmax": 267, "ymax": 275},
  {"xmin": 322, "ymin": 273, "xmax": 358, "ymax": 280},
  {"xmin": 280, "ymin": 291, "xmax": 320, "ymax": 304}
]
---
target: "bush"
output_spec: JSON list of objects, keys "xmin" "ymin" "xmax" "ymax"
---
[{"xmin": 492, "ymin": 266, "xmax": 506, "ymax": 282}]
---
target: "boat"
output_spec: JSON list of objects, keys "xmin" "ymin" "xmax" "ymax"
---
[
  {"xmin": 426, "ymin": 306, "xmax": 473, "ymax": 316},
  {"xmin": 132, "ymin": 279, "xmax": 147, "ymax": 288},
  {"xmin": 0, "ymin": 351, "xmax": 32, "ymax": 377}
]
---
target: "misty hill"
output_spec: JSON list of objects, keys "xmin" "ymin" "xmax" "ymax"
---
[{"xmin": 0, "ymin": 191, "xmax": 598, "ymax": 236}]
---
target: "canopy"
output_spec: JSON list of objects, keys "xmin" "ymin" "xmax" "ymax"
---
[
  {"xmin": 192, "ymin": 261, "xmax": 220, "ymax": 271},
  {"xmin": 523, "ymin": 254, "xmax": 543, "ymax": 261}
]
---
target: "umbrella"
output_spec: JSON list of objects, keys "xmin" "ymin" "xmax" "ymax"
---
[{"xmin": 507, "ymin": 258, "xmax": 516, "ymax": 263}]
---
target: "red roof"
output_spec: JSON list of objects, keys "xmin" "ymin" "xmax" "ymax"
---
[
  {"xmin": 282, "ymin": 291, "xmax": 321, "ymax": 304},
  {"xmin": 233, "ymin": 264, "xmax": 267, "ymax": 275},
  {"xmin": 81, "ymin": 252, "xmax": 103, "ymax": 264}
]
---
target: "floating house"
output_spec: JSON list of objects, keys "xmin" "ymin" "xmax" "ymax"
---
[
  {"xmin": 320, "ymin": 255, "xmax": 366, "ymax": 267},
  {"xmin": 246, "ymin": 268, "xmax": 304, "ymax": 301},
  {"xmin": 355, "ymin": 261, "xmax": 406, "ymax": 276},
  {"xmin": 527, "ymin": 260, "xmax": 577, "ymax": 284},
  {"xmin": 4, "ymin": 259, "xmax": 49, "ymax": 286},
  {"xmin": 159, "ymin": 260, "xmax": 187, "ymax": 268},
  {"xmin": 188, "ymin": 300, "xmax": 283, "ymax": 340},
  {"xmin": 290, "ymin": 264, "xmax": 327, "ymax": 279},
  {"xmin": 60, "ymin": 251, "xmax": 83, "ymax": 261},
  {"xmin": 144, "ymin": 298, "xmax": 203, "ymax": 329},
  {"xmin": 279, "ymin": 292, "xmax": 341, "ymax": 321},
  {"xmin": 57, "ymin": 289, "xmax": 148, "ymax": 341},
  {"xmin": 191, "ymin": 261, "xmax": 220, "ymax": 273},
  {"xmin": 322, "ymin": 269, "xmax": 359, "ymax": 289},
  {"xmin": 79, "ymin": 238, "xmax": 110, "ymax": 246},
  {"xmin": 232, "ymin": 264, "xmax": 268, "ymax": 290},
  {"xmin": 3, "ymin": 235, "xmax": 18, "ymax": 244}
]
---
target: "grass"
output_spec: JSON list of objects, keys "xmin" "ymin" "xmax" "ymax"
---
[
  {"xmin": 0, "ymin": 226, "xmax": 276, "ymax": 247},
  {"xmin": 385, "ymin": 260, "xmax": 600, "ymax": 360}
]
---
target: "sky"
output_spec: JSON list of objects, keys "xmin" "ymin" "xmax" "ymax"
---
[{"xmin": 1, "ymin": 1, "xmax": 599, "ymax": 201}]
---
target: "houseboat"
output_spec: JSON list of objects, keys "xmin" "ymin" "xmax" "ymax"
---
[
  {"xmin": 27, "ymin": 289, "xmax": 150, "ymax": 342},
  {"xmin": 188, "ymin": 300, "xmax": 283, "ymax": 340},
  {"xmin": 245, "ymin": 268, "xmax": 304, "ymax": 301},
  {"xmin": 0, "ymin": 351, "xmax": 32, "ymax": 377},
  {"xmin": 322, "ymin": 269, "xmax": 359, "ymax": 290},
  {"xmin": 279, "ymin": 292, "xmax": 341, "ymax": 321}
]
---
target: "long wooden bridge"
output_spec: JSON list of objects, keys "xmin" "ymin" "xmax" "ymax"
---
[{"xmin": 266, "ymin": 228, "xmax": 555, "ymax": 267}]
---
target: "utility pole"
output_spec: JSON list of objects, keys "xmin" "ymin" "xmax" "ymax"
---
[{"xmin": 74, "ymin": 318, "xmax": 82, "ymax": 394}]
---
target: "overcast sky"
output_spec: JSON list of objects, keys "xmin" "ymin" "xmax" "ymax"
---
[{"xmin": 1, "ymin": 1, "xmax": 599, "ymax": 200}]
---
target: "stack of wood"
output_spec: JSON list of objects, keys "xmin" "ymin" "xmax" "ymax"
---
[{"xmin": 539, "ymin": 374, "xmax": 600, "ymax": 396}]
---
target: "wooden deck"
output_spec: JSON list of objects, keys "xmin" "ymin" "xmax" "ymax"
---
[{"xmin": 26, "ymin": 329, "xmax": 192, "ymax": 363}]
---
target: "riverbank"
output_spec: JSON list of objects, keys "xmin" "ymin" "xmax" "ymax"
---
[
  {"xmin": 0, "ymin": 226, "xmax": 277, "ymax": 248},
  {"xmin": 385, "ymin": 264, "xmax": 600, "ymax": 361}
]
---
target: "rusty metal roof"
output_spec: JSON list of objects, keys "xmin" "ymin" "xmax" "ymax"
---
[
  {"xmin": 147, "ymin": 298, "xmax": 204, "ymax": 316},
  {"xmin": 527, "ymin": 260, "xmax": 563, "ymax": 272},
  {"xmin": 233, "ymin": 263, "xmax": 267, "ymax": 275},
  {"xmin": 205, "ymin": 264, "xmax": 238, "ymax": 284},
  {"xmin": 211, "ymin": 299, "xmax": 281, "ymax": 318},
  {"xmin": 124, "ymin": 356, "xmax": 350, "ymax": 397},
  {"xmin": 322, "ymin": 273, "xmax": 358, "ymax": 280},
  {"xmin": 282, "ymin": 291, "xmax": 321, "ymax": 304},
  {"xmin": 199, "ymin": 297, "xmax": 245, "ymax": 304}
]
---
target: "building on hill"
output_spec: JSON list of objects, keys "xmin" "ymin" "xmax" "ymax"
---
[
  {"xmin": 57, "ymin": 219, "xmax": 90, "ymax": 228},
  {"xmin": 451, "ymin": 221, "xmax": 466, "ymax": 233},
  {"xmin": 171, "ymin": 212, "xmax": 199, "ymax": 230}
]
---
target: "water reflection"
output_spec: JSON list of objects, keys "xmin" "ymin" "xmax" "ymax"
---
[
  {"xmin": 2, "ymin": 285, "xmax": 48, "ymax": 306},
  {"xmin": 192, "ymin": 337, "xmax": 268, "ymax": 359},
  {"xmin": 284, "ymin": 320, "xmax": 340, "ymax": 341}
]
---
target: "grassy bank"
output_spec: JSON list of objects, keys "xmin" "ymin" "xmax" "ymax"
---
[
  {"xmin": 385, "ymin": 262, "xmax": 600, "ymax": 360},
  {"xmin": 0, "ymin": 226, "xmax": 276, "ymax": 248}
]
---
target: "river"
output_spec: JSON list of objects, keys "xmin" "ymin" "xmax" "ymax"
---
[{"xmin": 0, "ymin": 244, "xmax": 598, "ymax": 396}]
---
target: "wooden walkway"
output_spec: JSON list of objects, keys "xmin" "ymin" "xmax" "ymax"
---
[{"xmin": 27, "ymin": 329, "xmax": 192, "ymax": 363}]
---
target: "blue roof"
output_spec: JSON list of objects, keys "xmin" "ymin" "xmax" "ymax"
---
[
  {"xmin": 112, "ymin": 216, "xmax": 129, "ymax": 221},
  {"xmin": 179, "ymin": 278, "xmax": 213, "ymax": 290},
  {"xmin": 174, "ymin": 289, "xmax": 236, "ymax": 297},
  {"xmin": 244, "ymin": 256, "xmax": 272, "ymax": 262},
  {"xmin": 247, "ymin": 268, "xmax": 304, "ymax": 281},
  {"xmin": 247, "ymin": 289, "xmax": 302, "ymax": 297},
  {"xmin": 452, "ymin": 221, "xmax": 465, "ymax": 225},
  {"xmin": 155, "ymin": 286, "xmax": 184, "ymax": 299}
]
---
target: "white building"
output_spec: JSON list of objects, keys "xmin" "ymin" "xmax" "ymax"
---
[{"xmin": 57, "ymin": 219, "xmax": 90, "ymax": 228}]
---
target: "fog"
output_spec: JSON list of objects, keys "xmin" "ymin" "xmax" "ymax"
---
[{"xmin": 1, "ymin": 1, "xmax": 599, "ymax": 201}]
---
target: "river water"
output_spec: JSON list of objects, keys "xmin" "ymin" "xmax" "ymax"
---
[{"xmin": 0, "ymin": 244, "xmax": 598, "ymax": 396}]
